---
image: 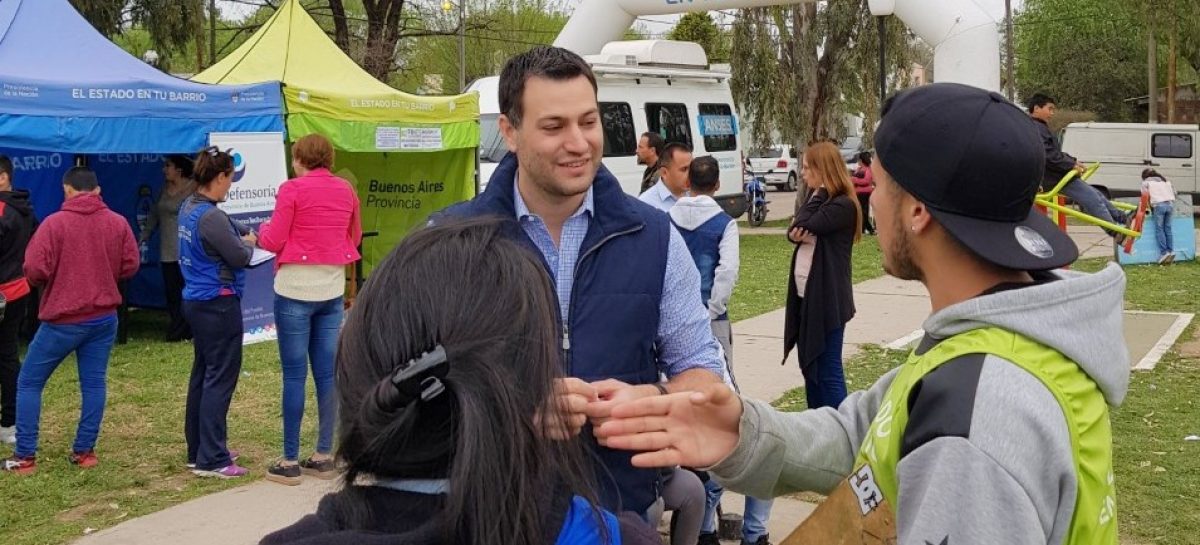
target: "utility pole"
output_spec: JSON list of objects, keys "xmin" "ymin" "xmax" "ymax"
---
[
  {"xmin": 1167, "ymin": 22, "xmax": 1177, "ymax": 123},
  {"xmin": 194, "ymin": 0, "xmax": 206, "ymax": 70},
  {"xmin": 459, "ymin": 0, "xmax": 466, "ymax": 92},
  {"xmin": 1148, "ymin": 25, "xmax": 1159, "ymax": 123},
  {"xmin": 209, "ymin": 0, "xmax": 217, "ymax": 67},
  {"xmin": 877, "ymin": 16, "xmax": 886, "ymax": 108},
  {"xmin": 1004, "ymin": 0, "xmax": 1016, "ymax": 101}
]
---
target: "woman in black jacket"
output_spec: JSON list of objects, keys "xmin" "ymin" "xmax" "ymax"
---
[
  {"xmin": 783, "ymin": 141, "xmax": 862, "ymax": 409},
  {"xmin": 261, "ymin": 217, "xmax": 659, "ymax": 545}
]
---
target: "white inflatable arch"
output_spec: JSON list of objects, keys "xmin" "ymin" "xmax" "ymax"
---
[{"xmin": 554, "ymin": 0, "xmax": 1002, "ymax": 91}]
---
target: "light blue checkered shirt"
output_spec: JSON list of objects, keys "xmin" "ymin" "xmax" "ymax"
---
[{"xmin": 514, "ymin": 182, "xmax": 724, "ymax": 379}]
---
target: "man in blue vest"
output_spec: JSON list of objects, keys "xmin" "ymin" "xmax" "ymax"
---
[
  {"xmin": 436, "ymin": 46, "xmax": 726, "ymax": 517},
  {"xmin": 670, "ymin": 155, "xmax": 776, "ymax": 545}
]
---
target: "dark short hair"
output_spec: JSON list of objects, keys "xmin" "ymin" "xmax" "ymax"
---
[
  {"xmin": 165, "ymin": 155, "xmax": 194, "ymax": 179},
  {"xmin": 1027, "ymin": 93, "xmax": 1056, "ymax": 113},
  {"xmin": 689, "ymin": 156, "xmax": 720, "ymax": 193},
  {"xmin": 661, "ymin": 142, "xmax": 693, "ymax": 167},
  {"xmin": 63, "ymin": 166, "xmax": 99, "ymax": 191},
  {"xmin": 1142, "ymin": 168, "xmax": 1164, "ymax": 180},
  {"xmin": 857, "ymin": 151, "xmax": 872, "ymax": 165},
  {"xmin": 0, "ymin": 154, "xmax": 12, "ymax": 180},
  {"xmin": 641, "ymin": 132, "xmax": 666, "ymax": 158},
  {"xmin": 499, "ymin": 46, "xmax": 597, "ymax": 127},
  {"xmin": 194, "ymin": 146, "xmax": 235, "ymax": 187}
]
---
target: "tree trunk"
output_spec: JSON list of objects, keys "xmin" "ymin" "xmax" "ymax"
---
[
  {"xmin": 1167, "ymin": 22, "xmax": 1177, "ymax": 123},
  {"xmin": 328, "ymin": 0, "xmax": 351, "ymax": 55},
  {"xmin": 195, "ymin": 0, "xmax": 206, "ymax": 70},
  {"xmin": 1148, "ymin": 24, "xmax": 1159, "ymax": 123},
  {"xmin": 362, "ymin": 0, "xmax": 407, "ymax": 81}
]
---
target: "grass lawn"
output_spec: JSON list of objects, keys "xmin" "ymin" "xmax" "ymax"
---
[
  {"xmin": 0, "ymin": 313, "xmax": 318, "ymax": 545},
  {"xmin": 773, "ymin": 255, "xmax": 1200, "ymax": 545},
  {"xmin": 730, "ymin": 234, "xmax": 882, "ymax": 322}
]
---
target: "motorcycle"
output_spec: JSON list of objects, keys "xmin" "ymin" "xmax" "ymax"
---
[{"xmin": 743, "ymin": 167, "xmax": 768, "ymax": 227}]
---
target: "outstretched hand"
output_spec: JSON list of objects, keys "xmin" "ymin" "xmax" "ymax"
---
[{"xmin": 594, "ymin": 383, "xmax": 743, "ymax": 469}]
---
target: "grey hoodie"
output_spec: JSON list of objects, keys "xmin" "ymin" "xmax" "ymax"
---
[
  {"xmin": 669, "ymin": 195, "xmax": 739, "ymax": 319},
  {"xmin": 710, "ymin": 263, "xmax": 1130, "ymax": 545}
]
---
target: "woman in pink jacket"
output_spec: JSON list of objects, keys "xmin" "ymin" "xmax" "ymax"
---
[
  {"xmin": 257, "ymin": 134, "xmax": 362, "ymax": 485},
  {"xmin": 852, "ymin": 151, "xmax": 875, "ymax": 235}
]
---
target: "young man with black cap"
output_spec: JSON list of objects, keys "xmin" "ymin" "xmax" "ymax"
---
[{"xmin": 597, "ymin": 83, "xmax": 1131, "ymax": 545}]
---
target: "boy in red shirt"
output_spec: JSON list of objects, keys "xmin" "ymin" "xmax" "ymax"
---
[{"xmin": 3, "ymin": 167, "xmax": 138, "ymax": 474}]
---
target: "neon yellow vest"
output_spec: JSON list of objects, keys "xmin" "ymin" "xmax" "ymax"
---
[{"xmin": 847, "ymin": 327, "xmax": 1117, "ymax": 544}]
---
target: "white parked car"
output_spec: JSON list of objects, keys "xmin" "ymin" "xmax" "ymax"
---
[{"xmin": 746, "ymin": 145, "xmax": 799, "ymax": 192}]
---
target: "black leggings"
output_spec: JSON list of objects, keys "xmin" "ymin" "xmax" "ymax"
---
[{"xmin": 857, "ymin": 193, "xmax": 875, "ymax": 234}]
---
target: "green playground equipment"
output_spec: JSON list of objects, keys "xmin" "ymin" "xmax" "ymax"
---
[{"xmin": 1034, "ymin": 163, "xmax": 1143, "ymax": 240}]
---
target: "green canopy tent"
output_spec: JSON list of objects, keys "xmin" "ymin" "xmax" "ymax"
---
[{"xmin": 194, "ymin": 0, "xmax": 479, "ymax": 274}]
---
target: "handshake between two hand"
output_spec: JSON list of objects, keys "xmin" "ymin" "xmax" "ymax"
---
[{"xmin": 537, "ymin": 377, "xmax": 743, "ymax": 470}]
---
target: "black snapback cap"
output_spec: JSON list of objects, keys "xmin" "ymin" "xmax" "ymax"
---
[{"xmin": 874, "ymin": 83, "xmax": 1078, "ymax": 271}]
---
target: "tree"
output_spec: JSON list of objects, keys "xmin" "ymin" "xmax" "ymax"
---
[
  {"xmin": 667, "ymin": 13, "xmax": 728, "ymax": 62},
  {"xmin": 731, "ymin": 4, "xmax": 915, "ymax": 153},
  {"xmin": 360, "ymin": 0, "xmax": 407, "ymax": 79},
  {"xmin": 392, "ymin": 0, "xmax": 569, "ymax": 94},
  {"xmin": 328, "ymin": 0, "xmax": 351, "ymax": 54},
  {"xmin": 72, "ymin": 0, "xmax": 205, "ymax": 63},
  {"xmin": 1015, "ymin": 0, "xmax": 1199, "ymax": 121}
]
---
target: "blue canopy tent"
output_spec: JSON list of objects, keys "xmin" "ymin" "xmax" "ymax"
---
[
  {"xmin": 0, "ymin": 0, "xmax": 282, "ymax": 153},
  {"xmin": 0, "ymin": 0, "xmax": 284, "ymax": 314}
]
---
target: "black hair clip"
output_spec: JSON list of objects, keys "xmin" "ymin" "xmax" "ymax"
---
[{"xmin": 391, "ymin": 345, "xmax": 449, "ymax": 405}]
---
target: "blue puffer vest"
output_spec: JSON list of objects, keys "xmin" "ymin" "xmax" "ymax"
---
[
  {"xmin": 438, "ymin": 153, "xmax": 670, "ymax": 514},
  {"xmin": 179, "ymin": 198, "xmax": 245, "ymax": 301},
  {"xmin": 673, "ymin": 213, "xmax": 732, "ymax": 321}
]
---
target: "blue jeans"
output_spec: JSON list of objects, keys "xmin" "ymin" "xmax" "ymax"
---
[
  {"xmin": 802, "ymin": 326, "xmax": 848, "ymax": 409},
  {"xmin": 1060, "ymin": 179, "xmax": 1125, "ymax": 235},
  {"xmin": 701, "ymin": 478, "xmax": 774, "ymax": 542},
  {"xmin": 1153, "ymin": 202, "xmax": 1174, "ymax": 256},
  {"xmin": 275, "ymin": 294, "xmax": 342, "ymax": 461},
  {"xmin": 15, "ymin": 315, "xmax": 118, "ymax": 457}
]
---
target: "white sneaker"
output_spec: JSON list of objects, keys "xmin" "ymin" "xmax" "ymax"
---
[{"xmin": 0, "ymin": 426, "xmax": 15, "ymax": 445}]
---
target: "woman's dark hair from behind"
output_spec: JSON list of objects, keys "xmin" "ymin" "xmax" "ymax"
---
[
  {"xmin": 166, "ymin": 155, "xmax": 195, "ymax": 179},
  {"xmin": 1142, "ymin": 168, "xmax": 1165, "ymax": 180},
  {"xmin": 193, "ymin": 147, "xmax": 234, "ymax": 187},
  {"xmin": 333, "ymin": 216, "xmax": 604, "ymax": 545}
]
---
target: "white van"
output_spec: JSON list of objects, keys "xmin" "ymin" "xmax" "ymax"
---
[
  {"xmin": 470, "ymin": 40, "xmax": 747, "ymax": 217},
  {"xmin": 1061, "ymin": 123, "xmax": 1199, "ymax": 197}
]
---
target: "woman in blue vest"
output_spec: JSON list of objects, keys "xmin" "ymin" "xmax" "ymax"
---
[
  {"xmin": 179, "ymin": 147, "xmax": 256, "ymax": 479},
  {"xmin": 260, "ymin": 217, "xmax": 659, "ymax": 545},
  {"xmin": 784, "ymin": 141, "xmax": 862, "ymax": 410}
]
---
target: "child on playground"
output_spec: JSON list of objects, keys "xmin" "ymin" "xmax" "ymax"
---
[
  {"xmin": 261, "ymin": 217, "xmax": 659, "ymax": 545},
  {"xmin": 1142, "ymin": 168, "xmax": 1177, "ymax": 264}
]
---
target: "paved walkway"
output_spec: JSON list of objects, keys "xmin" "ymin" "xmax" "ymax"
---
[{"xmin": 75, "ymin": 227, "xmax": 1170, "ymax": 545}]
